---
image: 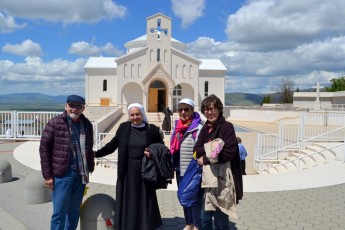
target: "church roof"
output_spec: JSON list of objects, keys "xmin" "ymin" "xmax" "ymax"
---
[
  {"xmin": 84, "ymin": 57, "xmax": 117, "ymax": 68},
  {"xmin": 199, "ymin": 59, "xmax": 227, "ymax": 71},
  {"xmin": 124, "ymin": 35, "xmax": 187, "ymax": 51}
]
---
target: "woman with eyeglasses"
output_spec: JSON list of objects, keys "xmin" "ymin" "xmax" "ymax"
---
[
  {"xmin": 95, "ymin": 103, "xmax": 164, "ymax": 230},
  {"xmin": 170, "ymin": 98, "xmax": 203, "ymax": 230},
  {"xmin": 194, "ymin": 94, "xmax": 243, "ymax": 230}
]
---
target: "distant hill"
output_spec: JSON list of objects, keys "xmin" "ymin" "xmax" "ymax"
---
[
  {"xmin": 225, "ymin": 93, "xmax": 264, "ymax": 106},
  {"xmin": 0, "ymin": 92, "xmax": 292, "ymax": 110},
  {"xmin": 0, "ymin": 93, "xmax": 66, "ymax": 111}
]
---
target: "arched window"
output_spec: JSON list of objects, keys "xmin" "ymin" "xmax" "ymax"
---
[
  {"xmin": 131, "ymin": 64, "xmax": 134, "ymax": 78},
  {"xmin": 189, "ymin": 65, "xmax": 193, "ymax": 79},
  {"xmin": 157, "ymin": 48, "xmax": 160, "ymax": 62},
  {"xmin": 164, "ymin": 50, "xmax": 167, "ymax": 62},
  {"xmin": 150, "ymin": 50, "xmax": 153, "ymax": 61},
  {"xmin": 138, "ymin": 64, "xmax": 142, "ymax": 78},
  {"xmin": 182, "ymin": 65, "xmax": 186, "ymax": 79},
  {"xmin": 175, "ymin": 65, "xmax": 179, "ymax": 78},
  {"xmin": 124, "ymin": 64, "xmax": 128, "ymax": 78},
  {"xmin": 204, "ymin": 81, "xmax": 209, "ymax": 97},
  {"xmin": 172, "ymin": 85, "xmax": 182, "ymax": 112},
  {"xmin": 103, "ymin": 79, "xmax": 107, "ymax": 92}
]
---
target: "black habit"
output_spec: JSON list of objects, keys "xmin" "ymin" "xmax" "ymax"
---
[{"xmin": 96, "ymin": 121, "xmax": 164, "ymax": 230}]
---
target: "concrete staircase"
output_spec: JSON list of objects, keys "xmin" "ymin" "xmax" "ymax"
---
[
  {"xmin": 259, "ymin": 142, "xmax": 341, "ymax": 175},
  {"xmin": 146, "ymin": 112, "xmax": 179, "ymax": 128}
]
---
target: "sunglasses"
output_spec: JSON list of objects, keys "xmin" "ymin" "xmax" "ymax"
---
[
  {"xmin": 177, "ymin": 107, "xmax": 190, "ymax": 113},
  {"xmin": 68, "ymin": 103, "xmax": 84, "ymax": 109}
]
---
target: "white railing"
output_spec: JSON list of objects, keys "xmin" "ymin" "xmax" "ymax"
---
[
  {"xmin": 255, "ymin": 112, "xmax": 345, "ymax": 172},
  {"xmin": 0, "ymin": 111, "xmax": 99, "ymax": 145},
  {"xmin": 255, "ymin": 113, "xmax": 345, "ymax": 159},
  {"xmin": 256, "ymin": 127, "xmax": 345, "ymax": 172},
  {"xmin": 0, "ymin": 111, "xmax": 61, "ymax": 138},
  {"xmin": 95, "ymin": 133, "xmax": 117, "ymax": 167}
]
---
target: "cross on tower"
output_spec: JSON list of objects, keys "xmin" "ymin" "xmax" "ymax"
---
[
  {"xmin": 150, "ymin": 19, "xmax": 168, "ymax": 40},
  {"xmin": 312, "ymin": 82, "xmax": 324, "ymax": 102}
]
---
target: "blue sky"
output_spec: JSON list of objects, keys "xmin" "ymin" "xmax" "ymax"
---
[{"xmin": 1, "ymin": 0, "xmax": 345, "ymax": 96}]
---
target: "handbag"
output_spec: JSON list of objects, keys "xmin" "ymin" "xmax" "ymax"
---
[{"xmin": 177, "ymin": 158, "xmax": 202, "ymax": 207}]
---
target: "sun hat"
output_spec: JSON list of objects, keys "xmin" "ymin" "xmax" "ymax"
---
[{"xmin": 178, "ymin": 98, "xmax": 195, "ymax": 108}]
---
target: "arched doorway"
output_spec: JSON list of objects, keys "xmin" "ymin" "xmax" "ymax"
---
[{"xmin": 148, "ymin": 80, "xmax": 166, "ymax": 112}]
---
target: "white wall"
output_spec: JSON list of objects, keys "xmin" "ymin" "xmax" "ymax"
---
[{"xmin": 226, "ymin": 108, "xmax": 301, "ymax": 122}]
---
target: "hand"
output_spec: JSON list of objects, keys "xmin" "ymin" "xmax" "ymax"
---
[
  {"xmin": 197, "ymin": 157, "xmax": 204, "ymax": 166},
  {"xmin": 45, "ymin": 178, "xmax": 54, "ymax": 190},
  {"xmin": 144, "ymin": 148, "xmax": 151, "ymax": 158}
]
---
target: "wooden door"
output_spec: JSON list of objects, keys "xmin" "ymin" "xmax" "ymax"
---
[{"xmin": 148, "ymin": 89, "xmax": 158, "ymax": 112}]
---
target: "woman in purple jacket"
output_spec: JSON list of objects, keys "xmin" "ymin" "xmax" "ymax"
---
[{"xmin": 171, "ymin": 98, "xmax": 203, "ymax": 230}]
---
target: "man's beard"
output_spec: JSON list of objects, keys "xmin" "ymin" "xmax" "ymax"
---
[{"xmin": 69, "ymin": 113, "xmax": 80, "ymax": 120}]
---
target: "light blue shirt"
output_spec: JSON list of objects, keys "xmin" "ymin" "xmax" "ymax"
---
[{"xmin": 238, "ymin": 143, "xmax": 248, "ymax": 160}]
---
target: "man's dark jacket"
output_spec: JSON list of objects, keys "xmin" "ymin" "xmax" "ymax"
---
[{"xmin": 39, "ymin": 110, "xmax": 95, "ymax": 179}]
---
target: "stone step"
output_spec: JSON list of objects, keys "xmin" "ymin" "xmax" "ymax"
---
[
  {"xmin": 278, "ymin": 160, "xmax": 298, "ymax": 171},
  {"xmin": 291, "ymin": 153, "xmax": 316, "ymax": 168},
  {"xmin": 272, "ymin": 164, "xmax": 288, "ymax": 173},
  {"xmin": 265, "ymin": 167, "xmax": 279, "ymax": 174},
  {"xmin": 300, "ymin": 149, "xmax": 325, "ymax": 165},
  {"xmin": 309, "ymin": 143, "xmax": 337, "ymax": 161}
]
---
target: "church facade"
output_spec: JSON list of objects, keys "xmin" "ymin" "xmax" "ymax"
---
[{"xmin": 84, "ymin": 13, "xmax": 226, "ymax": 112}]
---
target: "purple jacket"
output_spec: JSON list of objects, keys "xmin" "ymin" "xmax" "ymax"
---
[{"xmin": 39, "ymin": 110, "xmax": 95, "ymax": 179}]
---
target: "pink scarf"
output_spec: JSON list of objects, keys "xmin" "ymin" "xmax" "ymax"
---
[{"xmin": 170, "ymin": 118, "xmax": 192, "ymax": 155}]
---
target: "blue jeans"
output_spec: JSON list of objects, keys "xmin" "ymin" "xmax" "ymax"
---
[
  {"xmin": 51, "ymin": 169, "xmax": 85, "ymax": 230},
  {"xmin": 200, "ymin": 192, "xmax": 230, "ymax": 230}
]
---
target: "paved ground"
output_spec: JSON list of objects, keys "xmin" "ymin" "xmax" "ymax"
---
[{"xmin": 1, "ymin": 120, "xmax": 345, "ymax": 230}]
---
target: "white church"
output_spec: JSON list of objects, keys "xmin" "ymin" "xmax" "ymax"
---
[{"xmin": 84, "ymin": 13, "xmax": 226, "ymax": 112}]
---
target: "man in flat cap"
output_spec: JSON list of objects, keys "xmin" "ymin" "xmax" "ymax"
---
[{"xmin": 39, "ymin": 94, "xmax": 95, "ymax": 230}]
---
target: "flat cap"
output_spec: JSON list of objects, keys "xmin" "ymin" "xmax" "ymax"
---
[{"xmin": 66, "ymin": 95, "xmax": 85, "ymax": 105}]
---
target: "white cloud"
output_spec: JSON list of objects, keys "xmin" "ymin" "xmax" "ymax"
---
[
  {"xmin": 0, "ymin": 0, "xmax": 127, "ymax": 25},
  {"xmin": 101, "ymin": 42, "xmax": 124, "ymax": 56},
  {"xmin": 182, "ymin": 0, "xmax": 345, "ymax": 94},
  {"xmin": 186, "ymin": 34, "xmax": 345, "ymax": 93},
  {"xmin": 226, "ymin": 0, "xmax": 345, "ymax": 51},
  {"xmin": 2, "ymin": 39, "xmax": 43, "ymax": 57},
  {"xmin": 1, "ymin": 0, "xmax": 345, "ymax": 96},
  {"xmin": 69, "ymin": 41, "xmax": 124, "ymax": 56},
  {"xmin": 69, "ymin": 42, "xmax": 101, "ymax": 56},
  {"xmin": 0, "ymin": 11, "xmax": 26, "ymax": 33},
  {"xmin": 171, "ymin": 0, "xmax": 205, "ymax": 28},
  {"xmin": 0, "ymin": 57, "xmax": 87, "ymax": 95}
]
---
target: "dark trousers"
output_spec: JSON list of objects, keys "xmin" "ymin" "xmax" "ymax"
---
[
  {"xmin": 241, "ymin": 160, "xmax": 246, "ymax": 175},
  {"xmin": 200, "ymin": 192, "xmax": 230, "ymax": 230}
]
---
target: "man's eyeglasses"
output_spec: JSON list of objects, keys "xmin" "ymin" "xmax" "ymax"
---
[
  {"xmin": 68, "ymin": 103, "xmax": 84, "ymax": 109},
  {"xmin": 177, "ymin": 107, "xmax": 190, "ymax": 113}
]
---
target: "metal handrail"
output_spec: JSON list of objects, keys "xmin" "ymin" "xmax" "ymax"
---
[{"xmin": 257, "ymin": 126, "xmax": 345, "ymax": 173}]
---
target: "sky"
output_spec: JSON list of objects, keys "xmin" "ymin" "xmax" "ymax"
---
[{"xmin": 1, "ymin": 0, "xmax": 345, "ymax": 96}]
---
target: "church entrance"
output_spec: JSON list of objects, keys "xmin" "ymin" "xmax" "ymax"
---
[{"xmin": 148, "ymin": 80, "xmax": 166, "ymax": 112}]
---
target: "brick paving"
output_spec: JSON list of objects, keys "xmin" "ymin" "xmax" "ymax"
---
[{"xmin": 1, "ymin": 140, "xmax": 345, "ymax": 229}]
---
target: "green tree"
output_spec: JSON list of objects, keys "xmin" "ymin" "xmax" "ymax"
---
[
  {"xmin": 261, "ymin": 95, "xmax": 271, "ymax": 104},
  {"xmin": 275, "ymin": 78, "xmax": 294, "ymax": 103},
  {"xmin": 325, "ymin": 76, "xmax": 345, "ymax": 92}
]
